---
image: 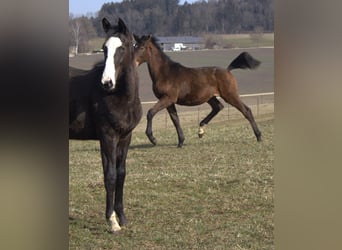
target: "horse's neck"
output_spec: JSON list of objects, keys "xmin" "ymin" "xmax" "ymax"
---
[
  {"xmin": 122, "ymin": 59, "xmax": 140, "ymax": 101},
  {"xmin": 147, "ymin": 46, "xmax": 171, "ymax": 82}
]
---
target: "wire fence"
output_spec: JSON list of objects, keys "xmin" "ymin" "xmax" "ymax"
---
[{"xmin": 134, "ymin": 92, "xmax": 274, "ymax": 132}]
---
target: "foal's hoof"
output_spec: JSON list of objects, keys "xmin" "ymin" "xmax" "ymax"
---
[
  {"xmin": 149, "ymin": 138, "xmax": 157, "ymax": 145},
  {"xmin": 256, "ymin": 132, "xmax": 262, "ymax": 142},
  {"xmin": 198, "ymin": 126, "xmax": 205, "ymax": 138}
]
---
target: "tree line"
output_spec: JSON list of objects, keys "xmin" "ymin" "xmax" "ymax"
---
[{"xmin": 69, "ymin": 0, "xmax": 274, "ymax": 53}]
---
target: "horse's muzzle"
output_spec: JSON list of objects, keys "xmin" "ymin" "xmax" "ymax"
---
[{"xmin": 102, "ymin": 80, "xmax": 114, "ymax": 90}]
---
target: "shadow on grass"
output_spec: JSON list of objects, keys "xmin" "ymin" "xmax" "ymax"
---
[{"xmin": 129, "ymin": 142, "xmax": 186, "ymax": 149}]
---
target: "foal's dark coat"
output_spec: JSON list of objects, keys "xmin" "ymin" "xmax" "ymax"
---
[
  {"xmin": 69, "ymin": 18, "xmax": 142, "ymax": 232},
  {"xmin": 134, "ymin": 35, "xmax": 261, "ymax": 147}
]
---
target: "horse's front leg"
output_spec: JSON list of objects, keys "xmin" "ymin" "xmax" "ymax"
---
[
  {"xmin": 114, "ymin": 133, "xmax": 132, "ymax": 227},
  {"xmin": 100, "ymin": 134, "xmax": 121, "ymax": 233},
  {"xmin": 146, "ymin": 96, "xmax": 173, "ymax": 145}
]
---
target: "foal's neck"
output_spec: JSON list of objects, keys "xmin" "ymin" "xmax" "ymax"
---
[{"xmin": 147, "ymin": 44, "xmax": 172, "ymax": 80}]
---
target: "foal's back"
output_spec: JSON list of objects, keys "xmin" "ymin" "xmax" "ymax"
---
[{"xmin": 164, "ymin": 62, "xmax": 235, "ymax": 106}]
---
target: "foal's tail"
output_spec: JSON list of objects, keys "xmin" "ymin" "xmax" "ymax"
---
[{"xmin": 227, "ymin": 52, "xmax": 261, "ymax": 71}]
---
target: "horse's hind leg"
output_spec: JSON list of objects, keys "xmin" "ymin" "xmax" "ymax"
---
[
  {"xmin": 198, "ymin": 97, "xmax": 224, "ymax": 138},
  {"xmin": 224, "ymin": 95, "xmax": 262, "ymax": 142},
  {"xmin": 167, "ymin": 104, "xmax": 185, "ymax": 147}
]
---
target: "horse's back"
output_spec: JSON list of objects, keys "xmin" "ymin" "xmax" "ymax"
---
[
  {"xmin": 69, "ymin": 66, "xmax": 89, "ymax": 78},
  {"xmin": 69, "ymin": 66, "xmax": 100, "ymax": 140}
]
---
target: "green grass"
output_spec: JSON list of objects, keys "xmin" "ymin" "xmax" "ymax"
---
[
  {"xmin": 69, "ymin": 118, "xmax": 274, "ymax": 249},
  {"xmin": 212, "ymin": 33, "xmax": 274, "ymax": 48}
]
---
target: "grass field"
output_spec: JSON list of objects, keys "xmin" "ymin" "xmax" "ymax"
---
[{"xmin": 69, "ymin": 117, "xmax": 274, "ymax": 249}]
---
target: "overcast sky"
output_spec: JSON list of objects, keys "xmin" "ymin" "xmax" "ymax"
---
[{"xmin": 69, "ymin": 0, "xmax": 196, "ymax": 16}]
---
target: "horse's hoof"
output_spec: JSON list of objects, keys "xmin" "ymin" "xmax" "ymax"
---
[
  {"xmin": 109, "ymin": 228, "xmax": 123, "ymax": 234},
  {"xmin": 198, "ymin": 133, "xmax": 204, "ymax": 138},
  {"xmin": 147, "ymin": 136, "xmax": 157, "ymax": 145},
  {"xmin": 119, "ymin": 217, "xmax": 128, "ymax": 226}
]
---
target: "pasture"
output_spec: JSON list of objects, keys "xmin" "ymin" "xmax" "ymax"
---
[
  {"xmin": 69, "ymin": 46, "xmax": 274, "ymax": 248},
  {"xmin": 69, "ymin": 117, "xmax": 274, "ymax": 249}
]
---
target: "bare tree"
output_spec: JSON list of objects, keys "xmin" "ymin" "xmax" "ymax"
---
[
  {"xmin": 71, "ymin": 20, "xmax": 81, "ymax": 55},
  {"xmin": 249, "ymin": 26, "xmax": 264, "ymax": 47}
]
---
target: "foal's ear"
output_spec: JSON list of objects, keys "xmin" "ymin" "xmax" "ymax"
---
[
  {"xmin": 118, "ymin": 18, "xmax": 128, "ymax": 34},
  {"xmin": 102, "ymin": 18, "xmax": 111, "ymax": 33}
]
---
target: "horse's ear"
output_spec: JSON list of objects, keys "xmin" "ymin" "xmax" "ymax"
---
[
  {"xmin": 147, "ymin": 34, "xmax": 152, "ymax": 40},
  {"xmin": 133, "ymin": 34, "xmax": 140, "ymax": 42},
  {"xmin": 118, "ymin": 18, "xmax": 128, "ymax": 34},
  {"xmin": 102, "ymin": 18, "xmax": 111, "ymax": 33}
]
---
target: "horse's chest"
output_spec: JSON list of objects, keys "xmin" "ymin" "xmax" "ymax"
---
[{"xmin": 95, "ymin": 100, "xmax": 141, "ymax": 132}]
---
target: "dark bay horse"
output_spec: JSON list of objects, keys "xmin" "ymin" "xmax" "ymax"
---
[
  {"xmin": 69, "ymin": 18, "xmax": 142, "ymax": 233},
  {"xmin": 134, "ymin": 35, "xmax": 261, "ymax": 147}
]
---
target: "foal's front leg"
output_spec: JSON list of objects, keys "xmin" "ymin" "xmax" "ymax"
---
[
  {"xmin": 100, "ymin": 135, "xmax": 121, "ymax": 233},
  {"xmin": 167, "ymin": 104, "xmax": 185, "ymax": 147},
  {"xmin": 146, "ymin": 96, "xmax": 173, "ymax": 145}
]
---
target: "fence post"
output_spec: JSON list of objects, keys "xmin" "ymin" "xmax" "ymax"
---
[
  {"xmin": 227, "ymin": 104, "xmax": 230, "ymax": 122},
  {"xmin": 165, "ymin": 111, "xmax": 168, "ymax": 129},
  {"xmin": 140, "ymin": 92, "xmax": 274, "ymax": 129},
  {"xmin": 257, "ymin": 96, "xmax": 260, "ymax": 117}
]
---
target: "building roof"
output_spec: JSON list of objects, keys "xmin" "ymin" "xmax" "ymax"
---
[{"xmin": 157, "ymin": 36, "xmax": 202, "ymax": 44}]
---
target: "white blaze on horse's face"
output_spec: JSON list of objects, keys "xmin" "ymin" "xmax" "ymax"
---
[{"xmin": 101, "ymin": 37, "xmax": 123, "ymax": 90}]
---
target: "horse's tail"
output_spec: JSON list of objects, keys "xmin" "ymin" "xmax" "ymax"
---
[{"xmin": 227, "ymin": 52, "xmax": 261, "ymax": 71}]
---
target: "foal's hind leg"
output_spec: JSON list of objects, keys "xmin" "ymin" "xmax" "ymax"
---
[
  {"xmin": 198, "ymin": 97, "xmax": 224, "ymax": 138},
  {"xmin": 224, "ymin": 95, "xmax": 262, "ymax": 142},
  {"xmin": 167, "ymin": 104, "xmax": 185, "ymax": 147}
]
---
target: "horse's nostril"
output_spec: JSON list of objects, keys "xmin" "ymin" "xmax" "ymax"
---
[{"xmin": 103, "ymin": 80, "xmax": 114, "ymax": 89}]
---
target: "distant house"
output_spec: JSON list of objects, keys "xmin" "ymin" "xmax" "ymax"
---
[{"xmin": 157, "ymin": 36, "xmax": 203, "ymax": 51}]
